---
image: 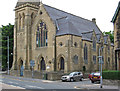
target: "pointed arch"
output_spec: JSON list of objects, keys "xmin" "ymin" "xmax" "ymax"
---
[
  {"xmin": 18, "ymin": 57, "xmax": 24, "ymax": 70},
  {"xmin": 60, "ymin": 57, "xmax": 64, "ymax": 70},
  {"xmin": 84, "ymin": 43, "xmax": 88, "ymax": 64},
  {"xmin": 57, "ymin": 54, "xmax": 65, "ymax": 71},
  {"xmin": 22, "ymin": 13, "xmax": 25, "ymax": 28},
  {"xmin": 36, "ymin": 20, "xmax": 48, "ymax": 47},
  {"xmin": 18, "ymin": 14, "xmax": 22, "ymax": 30},
  {"xmin": 93, "ymin": 37, "xmax": 96, "ymax": 51},
  {"xmin": 40, "ymin": 57, "xmax": 46, "ymax": 70},
  {"xmin": 31, "ymin": 12, "xmax": 35, "ymax": 25},
  {"xmin": 37, "ymin": 55, "xmax": 46, "ymax": 71}
]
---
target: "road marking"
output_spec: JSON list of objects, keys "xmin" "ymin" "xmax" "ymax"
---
[
  {"xmin": 26, "ymin": 85, "xmax": 44, "ymax": 89},
  {"xmin": 74, "ymin": 86, "xmax": 88, "ymax": 89},
  {"xmin": 42, "ymin": 80, "xmax": 54, "ymax": 83},
  {"xmin": 8, "ymin": 81, "xmax": 19, "ymax": 85}
]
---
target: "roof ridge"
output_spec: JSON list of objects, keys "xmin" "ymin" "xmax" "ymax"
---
[{"xmin": 44, "ymin": 4, "xmax": 93, "ymax": 23}]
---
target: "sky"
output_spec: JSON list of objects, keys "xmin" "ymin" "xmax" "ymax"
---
[{"xmin": 0, "ymin": 0, "xmax": 119, "ymax": 32}]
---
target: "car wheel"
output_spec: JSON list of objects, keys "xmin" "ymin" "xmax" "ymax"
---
[
  {"xmin": 62, "ymin": 80, "xmax": 65, "ymax": 82},
  {"xmin": 80, "ymin": 77, "xmax": 83, "ymax": 81},
  {"xmin": 70, "ymin": 78, "xmax": 74, "ymax": 82},
  {"xmin": 91, "ymin": 80, "xmax": 94, "ymax": 83}
]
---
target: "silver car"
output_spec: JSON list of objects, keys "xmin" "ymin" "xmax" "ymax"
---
[{"xmin": 61, "ymin": 72, "xmax": 83, "ymax": 82}]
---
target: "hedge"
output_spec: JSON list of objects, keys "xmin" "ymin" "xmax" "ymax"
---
[{"xmin": 102, "ymin": 70, "xmax": 120, "ymax": 80}]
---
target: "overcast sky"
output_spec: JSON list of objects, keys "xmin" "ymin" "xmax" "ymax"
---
[{"xmin": 0, "ymin": 0, "xmax": 119, "ymax": 32}]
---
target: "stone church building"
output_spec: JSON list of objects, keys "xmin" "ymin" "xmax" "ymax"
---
[
  {"xmin": 112, "ymin": 1, "xmax": 120, "ymax": 71},
  {"xmin": 11, "ymin": 0, "xmax": 115, "ymax": 79}
]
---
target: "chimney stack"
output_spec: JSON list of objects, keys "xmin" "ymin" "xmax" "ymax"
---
[{"xmin": 92, "ymin": 18, "xmax": 96, "ymax": 24}]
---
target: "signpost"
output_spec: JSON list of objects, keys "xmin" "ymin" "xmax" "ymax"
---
[
  {"xmin": 98, "ymin": 56, "xmax": 103, "ymax": 88},
  {"xmin": 30, "ymin": 60, "xmax": 35, "ymax": 78}
]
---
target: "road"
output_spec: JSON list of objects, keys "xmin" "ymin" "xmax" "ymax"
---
[{"xmin": 0, "ymin": 74, "xmax": 119, "ymax": 90}]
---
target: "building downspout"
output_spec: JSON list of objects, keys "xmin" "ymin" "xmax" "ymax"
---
[
  {"xmin": 54, "ymin": 35, "xmax": 56, "ymax": 71},
  {"xmin": 115, "ymin": 50, "xmax": 117, "ymax": 70},
  {"xmin": 54, "ymin": 20, "xmax": 59, "ymax": 72}
]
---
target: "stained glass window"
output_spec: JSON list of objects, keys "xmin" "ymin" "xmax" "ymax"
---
[{"xmin": 36, "ymin": 21, "xmax": 48, "ymax": 47}]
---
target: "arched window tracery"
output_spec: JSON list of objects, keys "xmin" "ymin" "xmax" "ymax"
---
[{"xmin": 36, "ymin": 20, "xmax": 48, "ymax": 47}]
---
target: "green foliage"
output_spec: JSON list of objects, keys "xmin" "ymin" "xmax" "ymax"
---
[
  {"xmin": 83, "ymin": 66, "xmax": 86, "ymax": 72},
  {"xmin": 0, "ymin": 23, "xmax": 14, "ymax": 70},
  {"xmin": 103, "ymin": 31, "xmax": 114, "ymax": 43},
  {"xmin": 102, "ymin": 70, "xmax": 120, "ymax": 80}
]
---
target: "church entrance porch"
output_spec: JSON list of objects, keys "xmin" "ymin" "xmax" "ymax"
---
[
  {"xmin": 20, "ymin": 60, "xmax": 24, "ymax": 76},
  {"xmin": 40, "ymin": 57, "xmax": 46, "ymax": 71},
  {"xmin": 60, "ymin": 57, "xmax": 64, "ymax": 71}
]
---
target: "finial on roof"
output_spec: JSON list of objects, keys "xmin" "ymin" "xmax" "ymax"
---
[{"xmin": 92, "ymin": 18, "xmax": 96, "ymax": 24}]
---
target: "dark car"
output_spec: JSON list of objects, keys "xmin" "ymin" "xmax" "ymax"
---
[
  {"xmin": 90, "ymin": 72, "xmax": 100, "ymax": 83},
  {"xmin": 61, "ymin": 72, "xmax": 83, "ymax": 82}
]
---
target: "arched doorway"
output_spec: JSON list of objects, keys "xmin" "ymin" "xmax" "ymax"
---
[
  {"xmin": 60, "ymin": 57, "xmax": 64, "ymax": 70},
  {"xmin": 40, "ymin": 57, "xmax": 46, "ymax": 70},
  {"xmin": 20, "ymin": 60, "xmax": 24, "ymax": 76}
]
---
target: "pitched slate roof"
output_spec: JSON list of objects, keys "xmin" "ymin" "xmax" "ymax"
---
[
  {"xmin": 16, "ymin": 1, "xmax": 109, "ymax": 43},
  {"xmin": 111, "ymin": 1, "xmax": 120, "ymax": 23},
  {"xmin": 56, "ymin": 17, "xmax": 81, "ymax": 36},
  {"xmin": 43, "ymin": 5, "xmax": 102, "ymax": 37}
]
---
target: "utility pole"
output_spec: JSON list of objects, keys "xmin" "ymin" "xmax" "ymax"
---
[
  {"xmin": 98, "ymin": 46, "xmax": 104, "ymax": 88},
  {"xmin": 99, "ymin": 56, "xmax": 103, "ymax": 88},
  {"xmin": 99, "ymin": 48, "xmax": 100, "ymax": 73},
  {"xmin": 7, "ymin": 36, "xmax": 9, "ymax": 75}
]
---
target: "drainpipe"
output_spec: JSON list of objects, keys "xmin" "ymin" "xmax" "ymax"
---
[
  {"xmin": 115, "ymin": 50, "xmax": 117, "ymax": 70},
  {"xmin": 54, "ymin": 35, "xmax": 56, "ymax": 71}
]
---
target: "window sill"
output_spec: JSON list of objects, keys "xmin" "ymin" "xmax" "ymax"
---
[{"xmin": 35, "ymin": 46, "xmax": 48, "ymax": 50}]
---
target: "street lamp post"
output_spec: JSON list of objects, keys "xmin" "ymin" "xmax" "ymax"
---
[
  {"xmin": 98, "ymin": 47, "xmax": 104, "ymax": 88},
  {"xmin": 7, "ymin": 36, "xmax": 9, "ymax": 75}
]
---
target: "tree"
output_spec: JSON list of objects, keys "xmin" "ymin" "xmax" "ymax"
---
[
  {"xmin": 0, "ymin": 24, "xmax": 14, "ymax": 71},
  {"xmin": 103, "ymin": 31, "xmax": 114, "ymax": 43}
]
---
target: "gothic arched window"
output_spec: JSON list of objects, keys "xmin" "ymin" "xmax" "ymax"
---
[
  {"xmin": 22, "ymin": 13, "xmax": 25, "ymax": 29},
  {"xmin": 93, "ymin": 37, "xmax": 96, "ymax": 51},
  {"xmin": 84, "ymin": 43, "xmax": 88, "ymax": 64},
  {"xmin": 73, "ymin": 55, "xmax": 78, "ymax": 64},
  {"xmin": 40, "ymin": 57, "xmax": 46, "ymax": 70},
  {"xmin": 31, "ymin": 13, "xmax": 34, "ymax": 25},
  {"xmin": 19, "ymin": 14, "xmax": 22, "ymax": 30},
  {"xmin": 36, "ymin": 20, "xmax": 48, "ymax": 47},
  {"xmin": 60, "ymin": 57, "xmax": 64, "ymax": 70}
]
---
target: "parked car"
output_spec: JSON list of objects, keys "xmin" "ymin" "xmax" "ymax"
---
[
  {"xmin": 61, "ymin": 72, "xmax": 83, "ymax": 82},
  {"xmin": 90, "ymin": 72, "xmax": 100, "ymax": 83},
  {"xmin": 88, "ymin": 72, "xmax": 95, "ymax": 80}
]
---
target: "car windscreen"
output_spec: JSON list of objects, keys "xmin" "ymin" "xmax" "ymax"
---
[
  {"xmin": 69, "ymin": 73, "xmax": 76, "ymax": 76},
  {"xmin": 94, "ymin": 73, "xmax": 100, "ymax": 76}
]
